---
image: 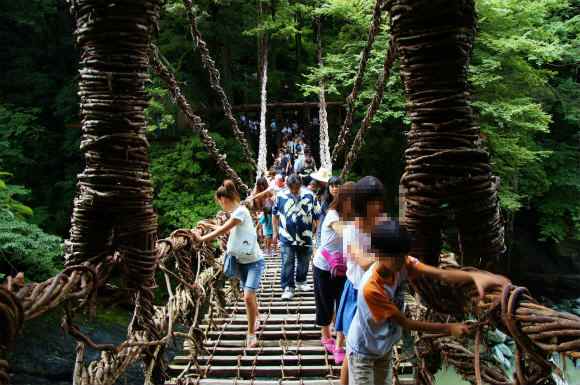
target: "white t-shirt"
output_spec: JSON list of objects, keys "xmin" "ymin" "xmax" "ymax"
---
[
  {"xmin": 227, "ymin": 205, "xmax": 262, "ymax": 264},
  {"xmin": 342, "ymin": 224, "xmax": 371, "ymax": 288},
  {"xmin": 269, "ymin": 180, "xmax": 285, "ymax": 197},
  {"xmin": 313, "ymin": 210, "xmax": 341, "ymax": 271}
]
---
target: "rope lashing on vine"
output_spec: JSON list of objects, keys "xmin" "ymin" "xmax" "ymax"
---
[
  {"xmin": 150, "ymin": 46, "xmax": 250, "ymax": 196},
  {"xmin": 341, "ymin": 37, "xmax": 398, "ymax": 178},
  {"xmin": 409, "ymin": 256, "xmax": 579, "ymax": 385},
  {"xmin": 389, "ymin": 0, "xmax": 505, "ymax": 266},
  {"xmin": 182, "ymin": 0, "xmax": 257, "ymax": 172},
  {"xmin": 316, "ymin": 16, "xmax": 332, "ymax": 172},
  {"xmin": 70, "ymin": 213, "xmax": 236, "ymax": 385},
  {"xmin": 331, "ymin": 0, "xmax": 385, "ymax": 164}
]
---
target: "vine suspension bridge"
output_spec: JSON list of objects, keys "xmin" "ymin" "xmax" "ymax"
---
[{"xmin": 1, "ymin": 1, "xmax": 579, "ymax": 385}]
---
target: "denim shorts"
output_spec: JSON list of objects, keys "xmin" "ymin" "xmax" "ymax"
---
[{"xmin": 238, "ymin": 258, "xmax": 265, "ymax": 292}]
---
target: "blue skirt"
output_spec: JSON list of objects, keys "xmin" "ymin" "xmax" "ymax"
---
[{"xmin": 335, "ymin": 279, "xmax": 358, "ymax": 336}]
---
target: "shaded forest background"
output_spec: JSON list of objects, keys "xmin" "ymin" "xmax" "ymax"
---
[{"xmin": 0, "ymin": 0, "xmax": 578, "ymax": 291}]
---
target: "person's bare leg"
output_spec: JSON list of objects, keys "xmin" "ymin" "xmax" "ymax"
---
[
  {"xmin": 336, "ymin": 331, "xmax": 345, "ymax": 349},
  {"xmin": 340, "ymin": 355, "xmax": 349, "ymax": 385},
  {"xmin": 321, "ymin": 324, "xmax": 332, "ymax": 340},
  {"xmin": 245, "ymin": 290, "xmax": 258, "ymax": 334}
]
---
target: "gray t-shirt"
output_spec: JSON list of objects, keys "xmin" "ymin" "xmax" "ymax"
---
[
  {"xmin": 313, "ymin": 210, "xmax": 341, "ymax": 271},
  {"xmin": 227, "ymin": 205, "xmax": 262, "ymax": 264}
]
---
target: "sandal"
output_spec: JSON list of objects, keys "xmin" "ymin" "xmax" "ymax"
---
[
  {"xmin": 333, "ymin": 347, "xmax": 346, "ymax": 365},
  {"xmin": 246, "ymin": 334, "xmax": 258, "ymax": 348},
  {"xmin": 321, "ymin": 337, "xmax": 336, "ymax": 354}
]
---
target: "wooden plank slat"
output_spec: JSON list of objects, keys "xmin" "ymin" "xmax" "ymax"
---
[
  {"xmin": 182, "ymin": 346, "xmax": 327, "ymax": 356},
  {"xmin": 168, "ymin": 364, "xmax": 341, "ymax": 377},
  {"xmin": 172, "ymin": 354, "xmax": 330, "ymax": 365},
  {"xmin": 205, "ymin": 330, "xmax": 320, "ymax": 341}
]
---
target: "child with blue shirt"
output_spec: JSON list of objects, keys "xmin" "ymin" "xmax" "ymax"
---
[
  {"xmin": 347, "ymin": 221, "xmax": 509, "ymax": 385},
  {"xmin": 259, "ymin": 206, "xmax": 274, "ymax": 256}
]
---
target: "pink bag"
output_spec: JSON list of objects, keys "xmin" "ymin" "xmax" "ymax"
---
[{"xmin": 321, "ymin": 249, "xmax": 346, "ymax": 278}]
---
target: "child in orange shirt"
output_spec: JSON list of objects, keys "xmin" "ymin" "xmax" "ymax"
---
[{"xmin": 346, "ymin": 221, "xmax": 509, "ymax": 385}]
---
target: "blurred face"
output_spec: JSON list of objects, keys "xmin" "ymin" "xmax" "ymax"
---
[
  {"xmin": 289, "ymin": 183, "xmax": 301, "ymax": 195},
  {"xmin": 329, "ymin": 184, "xmax": 340, "ymax": 197},
  {"xmin": 367, "ymin": 199, "xmax": 384, "ymax": 220},
  {"xmin": 377, "ymin": 255, "xmax": 406, "ymax": 275}
]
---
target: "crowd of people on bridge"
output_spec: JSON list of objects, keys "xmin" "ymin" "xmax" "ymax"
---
[{"xmin": 197, "ymin": 129, "xmax": 509, "ymax": 385}]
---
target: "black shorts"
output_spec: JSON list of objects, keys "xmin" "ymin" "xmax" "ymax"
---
[{"xmin": 313, "ymin": 265, "xmax": 347, "ymax": 327}]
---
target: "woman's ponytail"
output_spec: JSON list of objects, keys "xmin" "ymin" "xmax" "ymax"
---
[{"xmin": 215, "ymin": 179, "xmax": 240, "ymax": 202}]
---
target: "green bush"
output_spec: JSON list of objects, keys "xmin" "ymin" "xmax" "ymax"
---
[{"xmin": 150, "ymin": 132, "xmax": 253, "ymax": 236}]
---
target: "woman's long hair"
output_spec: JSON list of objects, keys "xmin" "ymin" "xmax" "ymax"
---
[
  {"xmin": 255, "ymin": 177, "xmax": 269, "ymax": 193},
  {"xmin": 215, "ymin": 180, "xmax": 240, "ymax": 202},
  {"xmin": 329, "ymin": 181, "xmax": 355, "ymax": 221},
  {"xmin": 319, "ymin": 175, "xmax": 343, "ymax": 208}
]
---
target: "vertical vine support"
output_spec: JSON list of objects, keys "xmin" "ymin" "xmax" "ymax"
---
[
  {"xmin": 316, "ymin": 17, "xmax": 332, "ymax": 172},
  {"xmin": 66, "ymin": 0, "xmax": 164, "ymax": 380},
  {"xmin": 256, "ymin": 8, "xmax": 269, "ymax": 179},
  {"xmin": 387, "ymin": 0, "xmax": 505, "ymax": 267}
]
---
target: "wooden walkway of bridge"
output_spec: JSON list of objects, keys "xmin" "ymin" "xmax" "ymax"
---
[{"xmin": 165, "ymin": 254, "xmax": 415, "ymax": 385}]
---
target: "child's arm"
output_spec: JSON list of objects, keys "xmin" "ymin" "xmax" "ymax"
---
[
  {"xmin": 364, "ymin": 275, "xmax": 469, "ymax": 337},
  {"xmin": 390, "ymin": 308, "xmax": 469, "ymax": 337},
  {"xmin": 411, "ymin": 261, "xmax": 510, "ymax": 299}
]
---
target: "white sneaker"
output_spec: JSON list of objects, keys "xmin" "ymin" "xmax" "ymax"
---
[
  {"xmin": 296, "ymin": 282, "xmax": 312, "ymax": 291},
  {"xmin": 281, "ymin": 287, "xmax": 294, "ymax": 300}
]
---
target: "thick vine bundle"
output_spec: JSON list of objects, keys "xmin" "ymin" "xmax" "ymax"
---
[
  {"xmin": 388, "ymin": 0, "xmax": 505, "ymax": 266},
  {"xmin": 66, "ymin": 0, "xmax": 163, "ymax": 379}
]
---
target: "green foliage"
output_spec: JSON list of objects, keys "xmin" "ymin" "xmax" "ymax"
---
[
  {"xmin": 0, "ymin": 212, "xmax": 63, "ymax": 281},
  {"xmin": 300, "ymin": 0, "xmax": 580, "ymax": 243},
  {"xmin": 0, "ymin": 174, "xmax": 63, "ymax": 281},
  {"xmin": 150, "ymin": 133, "xmax": 253, "ymax": 236},
  {"xmin": 0, "ymin": 172, "xmax": 34, "ymax": 219},
  {"xmin": 144, "ymin": 83, "xmax": 176, "ymax": 133}
]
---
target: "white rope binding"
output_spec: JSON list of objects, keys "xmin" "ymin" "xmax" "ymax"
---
[
  {"xmin": 257, "ymin": 40, "xmax": 269, "ymax": 179},
  {"xmin": 317, "ymin": 18, "xmax": 332, "ymax": 172}
]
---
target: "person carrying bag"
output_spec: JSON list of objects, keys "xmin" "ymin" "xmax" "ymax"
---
[{"xmin": 195, "ymin": 180, "xmax": 265, "ymax": 348}]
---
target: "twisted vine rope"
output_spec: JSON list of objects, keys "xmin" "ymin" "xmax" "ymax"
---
[
  {"xmin": 340, "ymin": 37, "xmax": 397, "ymax": 178},
  {"xmin": 0, "ymin": 212, "xmax": 235, "ymax": 385},
  {"xmin": 410, "ymin": 256, "xmax": 580, "ymax": 385},
  {"xmin": 150, "ymin": 47, "xmax": 250, "ymax": 196},
  {"xmin": 182, "ymin": 0, "xmax": 257, "ymax": 171},
  {"xmin": 331, "ymin": 0, "xmax": 385, "ymax": 164}
]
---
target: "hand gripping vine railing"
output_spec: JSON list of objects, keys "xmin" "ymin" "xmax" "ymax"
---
[
  {"xmin": 331, "ymin": 0, "xmax": 385, "ymax": 164},
  {"xmin": 407, "ymin": 255, "xmax": 580, "ymax": 385},
  {"xmin": 0, "ymin": 211, "xmax": 237, "ymax": 385},
  {"xmin": 182, "ymin": 0, "xmax": 257, "ymax": 172},
  {"xmin": 70, "ymin": 214, "xmax": 237, "ymax": 385}
]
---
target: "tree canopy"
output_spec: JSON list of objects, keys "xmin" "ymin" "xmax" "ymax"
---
[{"xmin": 0, "ymin": 0, "xmax": 578, "ymax": 281}]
